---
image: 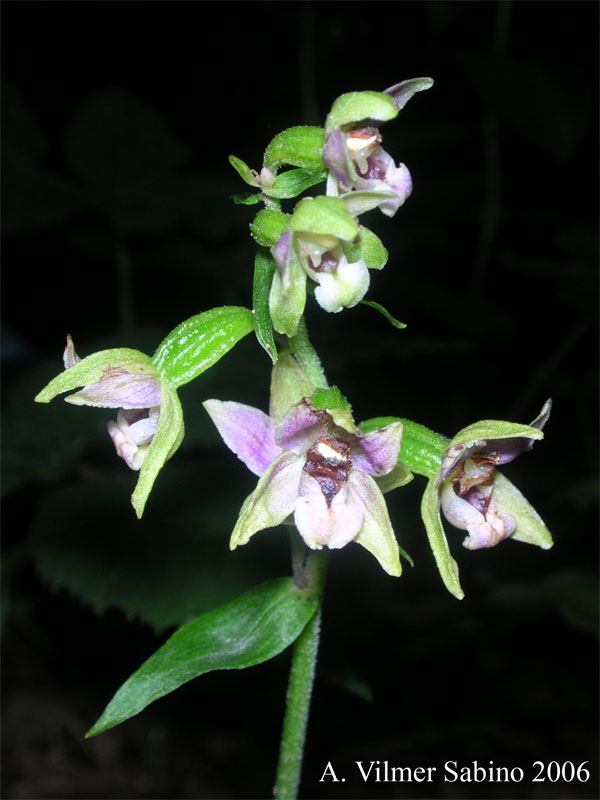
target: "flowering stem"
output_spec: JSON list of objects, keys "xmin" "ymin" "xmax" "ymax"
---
[
  {"xmin": 289, "ymin": 317, "xmax": 328, "ymax": 391},
  {"xmin": 274, "ymin": 541, "xmax": 328, "ymax": 799}
]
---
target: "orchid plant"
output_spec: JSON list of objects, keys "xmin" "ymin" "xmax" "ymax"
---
[{"xmin": 35, "ymin": 78, "xmax": 553, "ymax": 799}]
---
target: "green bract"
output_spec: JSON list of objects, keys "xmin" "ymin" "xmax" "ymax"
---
[
  {"xmin": 152, "ymin": 306, "xmax": 254, "ymax": 388},
  {"xmin": 325, "ymin": 91, "xmax": 398, "ymax": 137},
  {"xmin": 263, "ymin": 126, "xmax": 325, "ymax": 171}
]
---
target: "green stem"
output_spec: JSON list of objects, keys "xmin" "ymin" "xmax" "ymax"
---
[
  {"xmin": 274, "ymin": 542, "xmax": 328, "ymax": 799},
  {"xmin": 289, "ymin": 317, "xmax": 328, "ymax": 390}
]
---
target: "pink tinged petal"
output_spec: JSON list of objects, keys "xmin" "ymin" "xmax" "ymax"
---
[
  {"xmin": 322, "ymin": 127, "xmax": 356, "ymax": 192},
  {"xmin": 63, "ymin": 335, "xmax": 81, "ymax": 369},
  {"xmin": 314, "ymin": 256, "xmax": 370, "ymax": 313},
  {"xmin": 202, "ymin": 399, "xmax": 281, "ymax": 477},
  {"xmin": 294, "ymin": 474, "xmax": 363, "ymax": 550},
  {"xmin": 275, "ymin": 400, "xmax": 329, "ymax": 455},
  {"xmin": 230, "ymin": 452, "xmax": 304, "ymax": 549},
  {"xmin": 353, "ymin": 422, "xmax": 403, "ymax": 476},
  {"xmin": 440, "ymin": 481, "xmax": 515, "ymax": 550},
  {"xmin": 347, "ymin": 470, "xmax": 402, "ymax": 577},
  {"xmin": 107, "ymin": 408, "xmax": 160, "ymax": 471},
  {"xmin": 65, "ymin": 369, "xmax": 161, "ymax": 409}
]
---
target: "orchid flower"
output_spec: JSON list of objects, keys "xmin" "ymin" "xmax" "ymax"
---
[
  {"xmin": 35, "ymin": 336, "xmax": 184, "ymax": 517},
  {"xmin": 323, "ymin": 77, "xmax": 433, "ymax": 216},
  {"xmin": 203, "ymin": 389, "xmax": 412, "ymax": 576},
  {"xmin": 416, "ymin": 401, "xmax": 553, "ymax": 599}
]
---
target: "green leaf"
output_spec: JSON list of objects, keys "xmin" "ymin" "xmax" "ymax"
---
[
  {"xmin": 263, "ymin": 126, "xmax": 325, "ymax": 171},
  {"xmin": 152, "ymin": 306, "xmax": 254, "ymax": 389},
  {"xmin": 87, "ymin": 578, "xmax": 319, "ymax": 736},
  {"xmin": 228, "ymin": 154, "xmax": 259, "ymax": 187},
  {"xmin": 265, "ymin": 167, "xmax": 328, "ymax": 199},
  {"xmin": 421, "ymin": 478, "xmax": 464, "ymax": 599},
  {"xmin": 360, "ymin": 300, "xmax": 407, "ymax": 329},
  {"xmin": 325, "ymin": 91, "xmax": 398, "ymax": 137},
  {"xmin": 285, "ymin": 196, "xmax": 358, "ymax": 241},
  {"xmin": 250, "ymin": 208, "xmax": 288, "ymax": 247},
  {"xmin": 253, "ymin": 249, "xmax": 278, "ymax": 363}
]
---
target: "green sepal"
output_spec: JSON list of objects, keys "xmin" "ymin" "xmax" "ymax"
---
[
  {"xmin": 269, "ymin": 350, "xmax": 316, "ymax": 423},
  {"xmin": 421, "ymin": 478, "xmax": 464, "ymax": 599},
  {"xmin": 285, "ymin": 196, "xmax": 358, "ymax": 242},
  {"xmin": 351, "ymin": 473, "xmax": 402, "ymax": 577},
  {"xmin": 375, "ymin": 463, "xmax": 414, "ymax": 495},
  {"xmin": 492, "ymin": 472, "xmax": 553, "ymax": 550},
  {"xmin": 231, "ymin": 191, "xmax": 263, "ymax": 206},
  {"xmin": 360, "ymin": 301, "xmax": 406, "ymax": 329},
  {"xmin": 250, "ymin": 208, "xmax": 289, "ymax": 247},
  {"xmin": 310, "ymin": 386, "xmax": 357, "ymax": 434},
  {"xmin": 263, "ymin": 126, "xmax": 325, "ymax": 171},
  {"xmin": 325, "ymin": 91, "xmax": 398, "ymax": 137},
  {"xmin": 269, "ymin": 253, "xmax": 307, "ymax": 337},
  {"xmin": 342, "ymin": 225, "xmax": 388, "ymax": 270},
  {"xmin": 448, "ymin": 419, "xmax": 545, "ymax": 450},
  {"xmin": 228, "ymin": 154, "xmax": 259, "ymax": 187},
  {"xmin": 263, "ymin": 167, "xmax": 328, "ymax": 199},
  {"xmin": 152, "ymin": 306, "xmax": 254, "ymax": 389},
  {"xmin": 131, "ymin": 379, "xmax": 183, "ymax": 518},
  {"xmin": 34, "ymin": 348, "xmax": 155, "ymax": 404},
  {"xmin": 252, "ymin": 249, "xmax": 278, "ymax": 364},
  {"xmin": 86, "ymin": 577, "xmax": 319, "ymax": 737}
]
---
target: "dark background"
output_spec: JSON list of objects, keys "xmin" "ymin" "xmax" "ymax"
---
[{"xmin": 2, "ymin": 2, "xmax": 598, "ymax": 799}]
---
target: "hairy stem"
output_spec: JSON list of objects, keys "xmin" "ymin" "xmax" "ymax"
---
[{"xmin": 274, "ymin": 542, "xmax": 328, "ymax": 799}]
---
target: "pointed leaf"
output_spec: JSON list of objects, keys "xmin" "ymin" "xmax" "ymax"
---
[
  {"xmin": 152, "ymin": 306, "xmax": 254, "ymax": 389},
  {"xmin": 87, "ymin": 578, "xmax": 319, "ymax": 736},
  {"xmin": 231, "ymin": 191, "xmax": 263, "ymax": 205}
]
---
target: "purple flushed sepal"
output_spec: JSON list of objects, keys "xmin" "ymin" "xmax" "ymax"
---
[
  {"xmin": 35, "ymin": 337, "xmax": 184, "ymax": 517},
  {"xmin": 203, "ymin": 395, "xmax": 412, "ymax": 576}
]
